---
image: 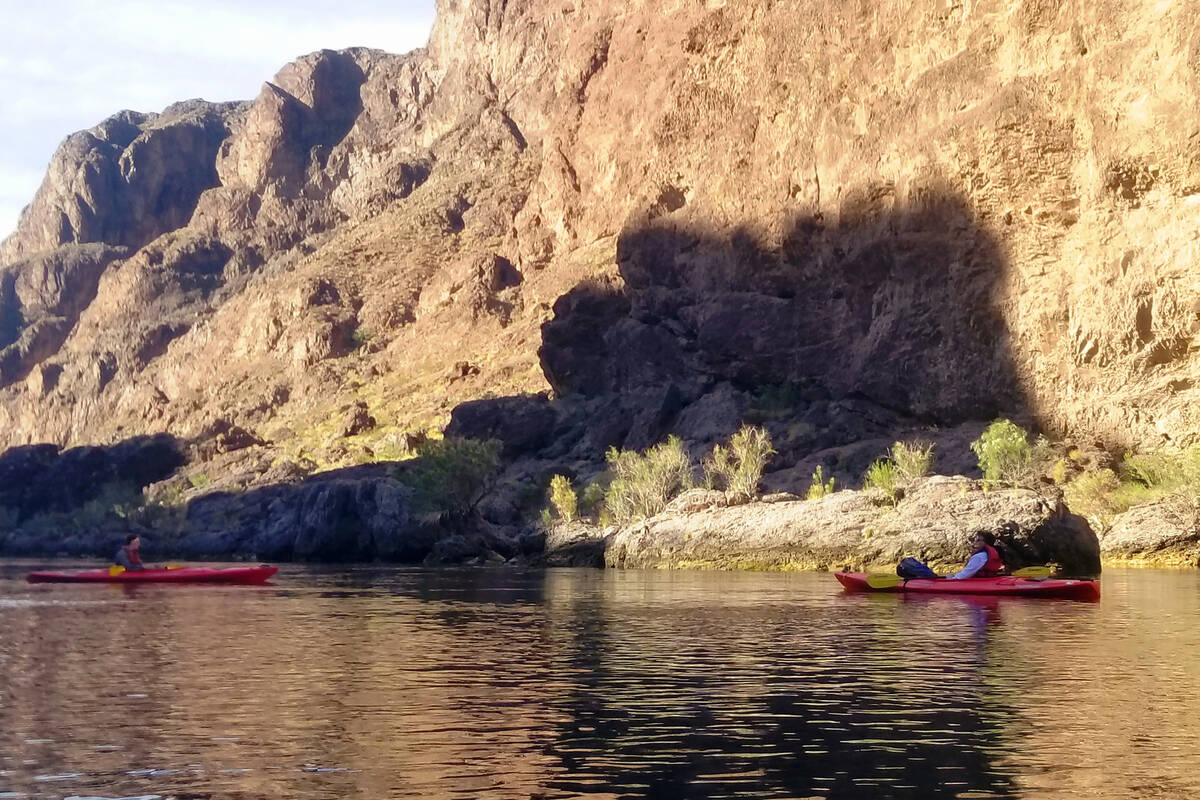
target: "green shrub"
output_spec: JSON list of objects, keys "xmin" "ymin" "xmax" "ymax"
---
[
  {"xmin": 891, "ymin": 440, "xmax": 933, "ymax": 484},
  {"xmin": 971, "ymin": 420, "xmax": 1033, "ymax": 484},
  {"xmin": 548, "ymin": 474, "xmax": 578, "ymax": 522},
  {"xmin": 726, "ymin": 426, "xmax": 775, "ymax": 499},
  {"xmin": 579, "ymin": 481, "xmax": 607, "ymax": 518},
  {"xmin": 403, "ymin": 437, "xmax": 501, "ymax": 517},
  {"xmin": 806, "ymin": 465, "xmax": 836, "ymax": 500},
  {"xmin": 863, "ymin": 459, "xmax": 901, "ymax": 506},
  {"xmin": 188, "ymin": 472, "xmax": 212, "ymax": 490},
  {"xmin": 702, "ymin": 443, "xmax": 733, "ymax": 490},
  {"xmin": 1121, "ymin": 450, "xmax": 1184, "ymax": 489},
  {"xmin": 1063, "ymin": 468, "xmax": 1122, "ymax": 531},
  {"xmin": 1064, "ymin": 465, "xmax": 1172, "ymax": 532},
  {"xmin": 702, "ymin": 426, "xmax": 775, "ymax": 501},
  {"xmin": 605, "ymin": 435, "xmax": 694, "ymax": 525}
]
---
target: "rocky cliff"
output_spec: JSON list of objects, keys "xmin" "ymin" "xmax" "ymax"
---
[{"xmin": 3, "ymin": 0, "xmax": 1200, "ymax": 562}]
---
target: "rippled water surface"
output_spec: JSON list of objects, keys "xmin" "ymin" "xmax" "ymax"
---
[{"xmin": 2, "ymin": 564, "xmax": 1199, "ymax": 799}]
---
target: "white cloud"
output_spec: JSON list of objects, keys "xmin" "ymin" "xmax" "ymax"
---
[{"xmin": 0, "ymin": 0, "xmax": 435, "ymax": 243}]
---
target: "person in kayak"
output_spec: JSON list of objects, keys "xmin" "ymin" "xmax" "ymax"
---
[
  {"xmin": 114, "ymin": 534, "xmax": 147, "ymax": 571},
  {"xmin": 947, "ymin": 532, "xmax": 1006, "ymax": 579}
]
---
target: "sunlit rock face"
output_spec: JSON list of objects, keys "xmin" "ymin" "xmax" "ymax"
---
[{"xmin": 1, "ymin": 0, "xmax": 1199, "ymax": 553}]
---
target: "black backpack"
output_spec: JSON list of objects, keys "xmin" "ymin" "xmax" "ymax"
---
[{"xmin": 897, "ymin": 557, "xmax": 937, "ymax": 579}]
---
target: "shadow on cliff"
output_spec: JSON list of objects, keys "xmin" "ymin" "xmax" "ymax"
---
[
  {"xmin": 453, "ymin": 186, "xmax": 1028, "ymax": 502},
  {"xmin": 544, "ymin": 187, "xmax": 1022, "ymax": 422}
]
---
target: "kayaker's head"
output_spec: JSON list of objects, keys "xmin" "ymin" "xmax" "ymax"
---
[
  {"xmin": 125, "ymin": 534, "xmax": 140, "ymax": 551},
  {"xmin": 972, "ymin": 531, "xmax": 996, "ymax": 552}
]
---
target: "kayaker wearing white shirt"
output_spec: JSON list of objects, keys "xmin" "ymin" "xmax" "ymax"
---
[{"xmin": 948, "ymin": 532, "xmax": 1006, "ymax": 579}]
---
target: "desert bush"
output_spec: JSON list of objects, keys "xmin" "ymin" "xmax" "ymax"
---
[
  {"xmin": 1137, "ymin": 448, "xmax": 1200, "ymax": 534},
  {"xmin": 702, "ymin": 426, "xmax": 775, "ymax": 501},
  {"xmin": 1121, "ymin": 450, "xmax": 1185, "ymax": 490},
  {"xmin": 1063, "ymin": 468, "xmax": 1123, "ymax": 531},
  {"xmin": 806, "ymin": 465, "xmax": 836, "ymax": 500},
  {"xmin": 702, "ymin": 444, "xmax": 733, "ymax": 490},
  {"xmin": 727, "ymin": 426, "xmax": 775, "ymax": 499},
  {"xmin": 548, "ymin": 474, "xmax": 579, "ymax": 522},
  {"xmin": 404, "ymin": 437, "xmax": 501, "ymax": 517},
  {"xmin": 1064, "ymin": 465, "xmax": 1170, "ymax": 533},
  {"xmin": 971, "ymin": 420, "xmax": 1034, "ymax": 485},
  {"xmin": 891, "ymin": 440, "xmax": 934, "ymax": 484},
  {"xmin": 579, "ymin": 481, "xmax": 607, "ymax": 518},
  {"xmin": 605, "ymin": 435, "xmax": 694, "ymax": 525},
  {"xmin": 863, "ymin": 459, "xmax": 901, "ymax": 506}
]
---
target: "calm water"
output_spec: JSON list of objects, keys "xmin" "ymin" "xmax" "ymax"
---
[{"xmin": 1, "ymin": 564, "xmax": 1198, "ymax": 800}]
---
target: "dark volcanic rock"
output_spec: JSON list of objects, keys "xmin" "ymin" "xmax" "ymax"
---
[
  {"xmin": 0, "ymin": 444, "xmax": 60, "ymax": 513},
  {"xmin": 446, "ymin": 393, "xmax": 558, "ymax": 458},
  {"xmin": 0, "ymin": 435, "xmax": 184, "ymax": 519}
]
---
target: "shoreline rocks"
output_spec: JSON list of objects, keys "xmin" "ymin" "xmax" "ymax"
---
[
  {"xmin": 1100, "ymin": 503, "xmax": 1200, "ymax": 567},
  {"xmin": 600, "ymin": 477, "xmax": 1101, "ymax": 576}
]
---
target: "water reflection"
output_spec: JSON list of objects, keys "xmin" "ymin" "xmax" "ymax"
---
[
  {"xmin": 540, "ymin": 572, "xmax": 1019, "ymax": 799},
  {"xmin": 0, "ymin": 565, "xmax": 1198, "ymax": 799}
]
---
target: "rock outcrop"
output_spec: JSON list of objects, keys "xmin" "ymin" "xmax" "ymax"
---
[
  {"xmin": 2, "ymin": 0, "xmax": 1200, "ymax": 563},
  {"xmin": 605, "ymin": 478, "xmax": 1101, "ymax": 577},
  {"xmin": 1100, "ymin": 503, "xmax": 1200, "ymax": 566}
]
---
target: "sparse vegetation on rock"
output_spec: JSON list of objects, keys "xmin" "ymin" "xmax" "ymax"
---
[
  {"xmin": 548, "ymin": 474, "xmax": 578, "ymax": 522},
  {"xmin": 891, "ymin": 441, "xmax": 934, "ymax": 484},
  {"xmin": 702, "ymin": 426, "xmax": 775, "ymax": 502},
  {"xmin": 400, "ymin": 437, "xmax": 501, "ymax": 518},
  {"xmin": 863, "ymin": 459, "xmax": 901, "ymax": 507},
  {"xmin": 6, "ymin": 0, "xmax": 1200, "ymax": 569},
  {"xmin": 805, "ymin": 465, "xmax": 836, "ymax": 500},
  {"xmin": 604, "ymin": 436, "xmax": 694, "ymax": 526},
  {"xmin": 971, "ymin": 420, "xmax": 1034, "ymax": 486}
]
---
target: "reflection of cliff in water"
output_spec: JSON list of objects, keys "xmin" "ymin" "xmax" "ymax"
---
[{"xmin": 541, "ymin": 573, "xmax": 1019, "ymax": 799}]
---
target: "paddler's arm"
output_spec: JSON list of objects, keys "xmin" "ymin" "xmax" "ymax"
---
[{"xmin": 948, "ymin": 551, "xmax": 988, "ymax": 580}]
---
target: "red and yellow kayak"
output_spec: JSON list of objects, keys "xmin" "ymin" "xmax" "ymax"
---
[
  {"xmin": 835, "ymin": 571, "xmax": 1100, "ymax": 601},
  {"xmin": 26, "ymin": 565, "xmax": 279, "ymax": 584}
]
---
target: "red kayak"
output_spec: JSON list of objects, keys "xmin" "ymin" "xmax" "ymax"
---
[
  {"xmin": 835, "ymin": 572, "xmax": 1100, "ymax": 601},
  {"xmin": 26, "ymin": 565, "xmax": 279, "ymax": 584}
]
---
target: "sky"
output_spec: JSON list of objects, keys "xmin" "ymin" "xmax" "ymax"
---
[{"xmin": 0, "ymin": 0, "xmax": 436, "ymax": 241}]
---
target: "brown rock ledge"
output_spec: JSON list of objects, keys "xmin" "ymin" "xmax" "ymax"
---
[{"xmin": 601, "ymin": 476, "xmax": 1100, "ymax": 576}]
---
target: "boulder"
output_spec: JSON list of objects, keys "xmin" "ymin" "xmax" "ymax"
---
[
  {"xmin": 1100, "ymin": 503, "xmax": 1200, "ymax": 566},
  {"xmin": 338, "ymin": 401, "xmax": 376, "ymax": 438}
]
